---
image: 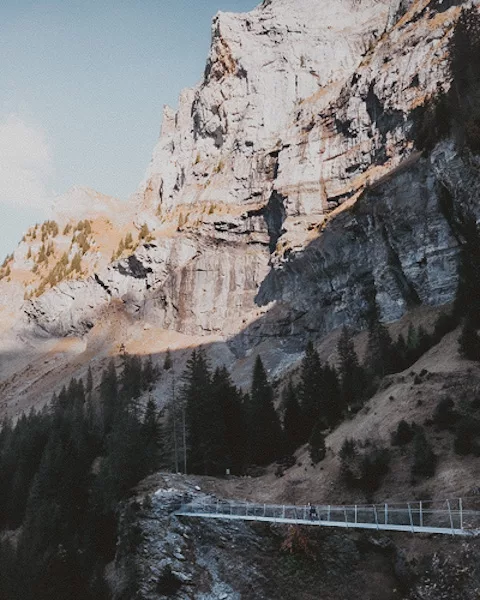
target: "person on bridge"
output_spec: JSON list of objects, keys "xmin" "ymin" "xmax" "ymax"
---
[{"xmin": 308, "ymin": 503, "xmax": 318, "ymax": 521}]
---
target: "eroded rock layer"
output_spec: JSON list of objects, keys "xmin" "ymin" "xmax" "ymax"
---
[{"xmin": 2, "ymin": 0, "xmax": 479, "ymax": 377}]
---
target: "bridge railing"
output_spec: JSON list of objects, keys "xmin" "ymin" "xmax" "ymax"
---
[{"xmin": 175, "ymin": 497, "xmax": 480, "ymax": 534}]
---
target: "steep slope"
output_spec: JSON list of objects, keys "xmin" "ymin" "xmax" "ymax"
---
[{"xmin": 1, "ymin": 0, "xmax": 479, "ymax": 416}]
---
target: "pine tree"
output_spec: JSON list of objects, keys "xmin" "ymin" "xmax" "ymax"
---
[
  {"xmin": 163, "ymin": 349, "xmax": 173, "ymax": 371},
  {"xmin": 141, "ymin": 397, "xmax": 162, "ymax": 474},
  {"xmin": 448, "ymin": 7, "xmax": 480, "ymax": 153},
  {"xmin": 182, "ymin": 349, "xmax": 225, "ymax": 474},
  {"xmin": 298, "ymin": 341, "xmax": 322, "ymax": 437},
  {"xmin": 394, "ymin": 333, "xmax": 408, "ymax": 370},
  {"xmin": 411, "ymin": 428, "xmax": 437, "ymax": 478},
  {"xmin": 282, "ymin": 381, "xmax": 303, "ymax": 454},
  {"xmin": 142, "ymin": 355, "xmax": 158, "ymax": 390},
  {"xmin": 121, "ymin": 354, "xmax": 143, "ymax": 401},
  {"xmin": 364, "ymin": 305, "xmax": 395, "ymax": 378},
  {"xmin": 459, "ymin": 318, "xmax": 480, "ymax": 361},
  {"xmin": 245, "ymin": 356, "xmax": 282, "ymax": 465},
  {"xmin": 337, "ymin": 326, "xmax": 366, "ymax": 410},
  {"xmin": 100, "ymin": 359, "xmax": 118, "ymax": 434},
  {"xmin": 455, "ymin": 214, "xmax": 480, "ymax": 327},
  {"xmin": 86, "ymin": 366, "xmax": 93, "ymax": 395},
  {"xmin": 308, "ymin": 420, "xmax": 326, "ymax": 465},
  {"xmin": 321, "ymin": 363, "xmax": 342, "ymax": 427},
  {"xmin": 212, "ymin": 366, "xmax": 246, "ymax": 474}
]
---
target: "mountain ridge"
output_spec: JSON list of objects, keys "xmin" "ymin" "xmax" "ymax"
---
[{"xmin": 0, "ymin": 0, "xmax": 479, "ymax": 420}]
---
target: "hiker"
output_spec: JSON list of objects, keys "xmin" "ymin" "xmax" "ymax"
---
[{"xmin": 309, "ymin": 503, "xmax": 318, "ymax": 520}]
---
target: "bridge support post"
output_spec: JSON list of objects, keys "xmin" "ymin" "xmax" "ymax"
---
[
  {"xmin": 282, "ymin": 505, "xmax": 285, "ymax": 519},
  {"xmin": 385, "ymin": 503, "xmax": 388, "ymax": 525},
  {"xmin": 373, "ymin": 505, "xmax": 379, "ymax": 530},
  {"xmin": 459, "ymin": 498, "xmax": 463, "ymax": 531},
  {"xmin": 419, "ymin": 501, "xmax": 423, "ymax": 528},
  {"xmin": 344, "ymin": 508, "xmax": 348, "ymax": 528},
  {"xmin": 328, "ymin": 505, "xmax": 331, "ymax": 522},
  {"xmin": 354, "ymin": 505, "xmax": 358, "ymax": 524},
  {"xmin": 447, "ymin": 499, "xmax": 455, "ymax": 535}
]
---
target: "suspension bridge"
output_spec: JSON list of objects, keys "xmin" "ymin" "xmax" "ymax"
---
[{"xmin": 175, "ymin": 497, "xmax": 480, "ymax": 536}]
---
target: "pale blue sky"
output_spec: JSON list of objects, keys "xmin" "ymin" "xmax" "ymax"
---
[{"xmin": 0, "ymin": 0, "xmax": 257, "ymax": 259}]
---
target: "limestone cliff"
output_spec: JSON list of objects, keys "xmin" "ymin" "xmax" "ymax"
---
[{"xmin": 1, "ymin": 0, "xmax": 479, "ymax": 407}]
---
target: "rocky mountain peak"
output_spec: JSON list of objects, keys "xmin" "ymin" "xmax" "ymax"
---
[
  {"xmin": 135, "ymin": 0, "xmax": 392, "ymax": 221},
  {"xmin": 1, "ymin": 0, "xmax": 480, "ymax": 417}
]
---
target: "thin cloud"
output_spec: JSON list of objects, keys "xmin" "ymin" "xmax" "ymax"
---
[{"xmin": 0, "ymin": 115, "xmax": 53, "ymax": 209}]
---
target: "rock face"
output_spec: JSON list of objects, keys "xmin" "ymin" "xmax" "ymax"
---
[
  {"xmin": 13, "ymin": 0, "xmax": 480, "ymax": 360},
  {"xmin": 112, "ymin": 474, "xmax": 411, "ymax": 600}
]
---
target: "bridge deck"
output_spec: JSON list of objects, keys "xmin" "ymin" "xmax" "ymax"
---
[{"xmin": 175, "ymin": 499, "xmax": 480, "ymax": 537}]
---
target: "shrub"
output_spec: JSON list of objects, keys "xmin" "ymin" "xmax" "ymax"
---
[
  {"xmin": 391, "ymin": 420, "xmax": 415, "ymax": 446},
  {"xmin": 433, "ymin": 312, "xmax": 458, "ymax": 341},
  {"xmin": 411, "ymin": 429, "xmax": 436, "ymax": 478},
  {"xmin": 124, "ymin": 232, "xmax": 133, "ymax": 249},
  {"xmin": 70, "ymin": 253, "xmax": 82, "ymax": 273},
  {"xmin": 359, "ymin": 444, "xmax": 391, "ymax": 493},
  {"xmin": 433, "ymin": 397, "xmax": 457, "ymax": 430},
  {"xmin": 138, "ymin": 224, "xmax": 150, "ymax": 240},
  {"xmin": 280, "ymin": 525, "xmax": 316, "ymax": 559},
  {"xmin": 308, "ymin": 421, "xmax": 326, "ymax": 465},
  {"xmin": 339, "ymin": 438, "xmax": 390, "ymax": 493},
  {"xmin": 454, "ymin": 418, "xmax": 480, "ymax": 455},
  {"xmin": 459, "ymin": 319, "xmax": 480, "ymax": 361}
]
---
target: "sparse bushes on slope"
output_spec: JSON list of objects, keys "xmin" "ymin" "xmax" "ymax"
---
[
  {"xmin": 454, "ymin": 417, "xmax": 480, "ymax": 456},
  {"xmin": 339, "ymin": 438, "xmax": 391, "ymax": 494},
  {"xmin": 391, "ymin": 420, "xmax": 415, "ymax": 446},
  {"xmin": 411, "ymin": 428, "xmax": 437, "ymax": 478},
  {"xmin": 410, "ymin": 7, "xmax": 480, "ymax": 155},
  {"xmin": 0, "ymin": 354, "xmax": 163, "ymax": 599}
]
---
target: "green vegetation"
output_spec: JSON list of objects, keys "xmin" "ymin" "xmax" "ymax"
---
[
  {"xmin": 138, "ymin": 223, "xmax": 150, "ymax": 241},
  {"xmin": 112, "ymin": 231, "xmax": 140, "ymax": 261},
  {"xmin": 411, "ymin": 428, "xmax": 436, "ymax": 478},
  {"xmin": 40, "ymin": 220, "xmax": 59, "ymax": 242},
  {"xmin": 410, "ymin": 7, "xmax": 480, "ymax": 155},
  {"xmin": 124, "ymin": 231, "xmax": 133, "ymax": 249},
  {"xmin": 390, "ymin": 420, "xmax": 415, "ymax": 446},
  {"xmin": 308, "ymin": 420, "xmax": 326, "ymax": 465},
  {"xmin": 339, "ymin": 438, "xmax": 391, "ymax": 494},
  {"xmin": 0, "ymin": 354, "xmax": 161, "ymax": 599}
]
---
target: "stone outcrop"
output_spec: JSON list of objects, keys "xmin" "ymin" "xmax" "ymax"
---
[{"xmin": 9, "ymin": 0, "xmax": 480, "ymax": 364}]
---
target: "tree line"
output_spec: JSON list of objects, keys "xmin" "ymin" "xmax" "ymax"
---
[
  {"xmin": 0, "ymin": 305, "xmax": 459, "ymax": 598},
  {"xmin": 0, "ymin": 355, "xmax": 161, "ymax": 600}
]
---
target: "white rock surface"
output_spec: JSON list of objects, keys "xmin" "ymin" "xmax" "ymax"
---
[{"xmin": 3, "ymin": 0, "xmax": 480, "ymax": 390}]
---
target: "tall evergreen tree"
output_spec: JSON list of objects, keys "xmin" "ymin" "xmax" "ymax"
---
[
  {"xmin": 163, "ymin": 348, "xmax": 173, "ymax": 371},
  {"xmin": 321, "ymin": 363, "xmax": 342, "ymax": 427},
  {"xmin": 100, "ymin": 359, "xmax": 118, "ymax": 434},
  {"xmin": 212, "ymin": 366, "xmax": 246, "ymax": 474},
  {"xmin": 282, "ymin": 381, "xmax": 303, "ymax": 454},
  {"xmin": 459, "ymin": 317, "xmax": 480, "ymax": 361},
  {"xmin": 121, "ymin": 354, "xmax": 143, "ymax": 401},
  {"xmin": 182, "ymin": 349, "xmax": 225, "ymax": 474},
  {"xmin": 141, "ymin": 397, "xmax": 163, "ymax": 474},
  {"xmin": 364, "ymin": 309, "xmax": 396, "ymax": 378},
  {"xmin": 86, "ymin": 366, "xmax": 93, "ymax": 395},
  {"xmin": 298, "ymin": 341, "xmax": 322, "ymax": 436},
  {"xmin": 337, "ymin": 326, "xmax": 366, "ymax": 410},
  {"xmin": 308, "ymin": 420, "xmax": 326, "ymax": 465},
  {"xmin": 394, "ymin": 332, "xmax": 408, "ymax": 370},
  {"xmin": 245, "ymin": 356, "xmax": 282, "ymax": 465}
]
